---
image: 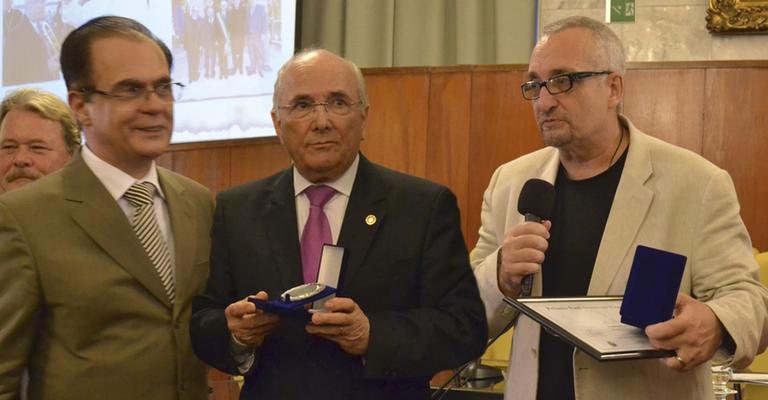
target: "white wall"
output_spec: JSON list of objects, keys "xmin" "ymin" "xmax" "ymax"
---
[{"xmin": 538, "ymin": 0, "xmax": 768, "ymax": 61}]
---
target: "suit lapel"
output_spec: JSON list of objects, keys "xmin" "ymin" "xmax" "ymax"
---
[
  {"xmin": 263, "ymin": 169, "xmax": 304, "ymax": 290},
  {"xmin": 158, "ymin": 169, "xmax": 194, "ymax": 313},
  {"xmin": 589, "ymin": 120, "xmax": 654, "ymax": 295},
  {"xmin": 336, "ymin": 156, "xmax": 387, "ymax": 290},
  {"xmin": 64, "ymin": 156, "xmax": 172, "ymax": 307}
]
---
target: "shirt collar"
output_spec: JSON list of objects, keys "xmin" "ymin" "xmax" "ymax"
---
[
  {"xmin": 293, "ymin": 154, "xmax": 359, "ymax": 197},
  {"xmin": 81, "ymin": 145, "xmax": 165, "ymax": 201}
]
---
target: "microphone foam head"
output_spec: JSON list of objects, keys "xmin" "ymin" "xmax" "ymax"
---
[{"xmin": 517, "ymin": 178, "xmax": 555, "ymax": 220}]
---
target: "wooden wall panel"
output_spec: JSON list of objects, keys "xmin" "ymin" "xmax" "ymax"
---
[
  {"xmin": 702, "ymin": 67, "xmax": 768, "ymax": 251},
  {"xmin": 425, "ymin": 69, "xmax": 472, "ymax": 243},
  {"xmin": 163, "ymin": 61, "xmax": 768, "ymax": 255},
  {"xmin": 229, "ymin": 138, "xmax": 292, "ymax": 187},
  {"xmin": 168, "ymin": 146, "xmax": 230, "ymax": 194},
  {"xmin": 623, "ymin": 68, "xmax": 705, "ymax": 153},
  {"xmin": 361, "ymin": 71, "xmax": 430, "ymax": 176},
  {"xmin": 466, "ymin": 67, "xmax": 542, "ymax": 250}
]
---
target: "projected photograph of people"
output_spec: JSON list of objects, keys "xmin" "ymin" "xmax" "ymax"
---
[
  {"xmin": 1, "ymin": 0, "xmax": 296, "ymax": 143},
  {"xmin": 2, "ymin": 0, "xmax": 67, "ymax": 85}
]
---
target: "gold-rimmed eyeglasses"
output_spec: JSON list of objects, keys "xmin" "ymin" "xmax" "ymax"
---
[
  {"xmin": 521, "ymin": 71, "xmax": 611, "ymax": 100},
  {"xmin": 81, "ymin": 81, "xmax": 185, "ymax": 102},
  {"xmin": 278, "ymin": 96, "xmax": 363, "ymax": 119}
]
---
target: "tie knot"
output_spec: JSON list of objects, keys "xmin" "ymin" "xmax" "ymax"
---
[
  {"xmin": 124, "ymin": 182, "xmax": 157, "ymax": 207},
  {"xmin": 304, "ymin": 185, "xmax": 335, "ymax": 208}
]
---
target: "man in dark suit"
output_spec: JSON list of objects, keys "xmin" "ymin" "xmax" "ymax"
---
[
  {"xmin": 0, "ymin": 16, "xmax": 212, "ymax": 400},
  {"xmin": 190, "ymin": 49, "xmax": 487, "ymax": 399}
]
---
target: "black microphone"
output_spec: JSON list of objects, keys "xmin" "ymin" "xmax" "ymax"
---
[{"xmin": 516, "ymin": 178, "xmax": 555, "ymax": 296}]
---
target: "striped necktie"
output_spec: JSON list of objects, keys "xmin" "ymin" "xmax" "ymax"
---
[{"xmin": 123, "ymin": 182, "xmax": 175, "ymax": 302}]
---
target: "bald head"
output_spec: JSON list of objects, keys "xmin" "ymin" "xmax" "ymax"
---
[
  {"xmin": 272, "ymin": 49, "xmax": 368, "ymax": 110},
  {"xmin": 269, "ymin": 48, "xmax": 369, "ymax": 183}
]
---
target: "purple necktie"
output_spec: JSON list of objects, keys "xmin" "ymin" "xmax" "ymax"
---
[{"xmin": 301, "ymin": 185, "xmax": 336, "ymax": 283}]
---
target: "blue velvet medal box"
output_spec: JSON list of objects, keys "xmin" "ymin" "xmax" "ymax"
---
[
  {"xmin": 249, "ymin": 283, "xmax": 337, "ymax": 317},
  {"xmin": 249, "ymin": 245, "xmax": 345, "ymax": 318},
  {"xmin": 620, "ymin": 245, "xmax": 687, "ymax": 329}
]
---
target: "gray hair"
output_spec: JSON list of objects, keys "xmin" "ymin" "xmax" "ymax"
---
[
  {"xmin": 541, "ymin": 16, "xmax": 626, "ymax": 75},
  {"xmin": 272, "ymin": 48, "xmax": 369, "ymax": 111}
]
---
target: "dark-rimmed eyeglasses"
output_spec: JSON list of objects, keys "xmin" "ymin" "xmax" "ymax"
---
[
  {"xmin": 520, "ymin": 71, "xmax": 611, "ymax": 100},
  {"xmin": 82, "ymin": 82, "xmax": 185, "ymax": 102},
  {"xmin": 278, "ymin": 96, "xmax": 363, "ymax": 119}
]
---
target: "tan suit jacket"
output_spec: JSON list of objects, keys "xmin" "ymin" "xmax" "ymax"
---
[
  {"xmin": 471, "ymin": 117, "xmax": 768, "ymax": 400},
  {"xmin": 0, "ymin": 154, "xmax": 214, "ymax": 400}
]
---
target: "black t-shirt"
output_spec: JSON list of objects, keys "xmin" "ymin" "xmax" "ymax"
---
[{"xmin": 536, "ymin": 149, "xmax": 627, "ymax": 400}]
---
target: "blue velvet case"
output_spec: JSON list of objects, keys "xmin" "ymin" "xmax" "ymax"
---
[
  {"xmin": 620, "ymin": 245, "xmax": 687, "ymax": 328},
  {"xmin": 249, "ymin": 285, "xmax": 337, "ymax": 317}
]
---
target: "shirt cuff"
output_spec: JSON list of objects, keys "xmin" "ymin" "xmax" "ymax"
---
[{"xmin": 230, "ymin": 333, "xmax": 256, "ymax": 374}]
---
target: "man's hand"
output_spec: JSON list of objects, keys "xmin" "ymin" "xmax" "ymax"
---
[
  {"xmin": 497, "ymin": 220, "xmax": 551, "ymax": 298},
  {"xmin": 225, "ymin": 291, "xmax": 281, "ymax": 347},
  {"xmin": 645, "ymin": 293, "xmax": 724, "ymax": 371},
  {"xmin": 305, "ymin": 297, "xmax": 370, "ymax": 356}
]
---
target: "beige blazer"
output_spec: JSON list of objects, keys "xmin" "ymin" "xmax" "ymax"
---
[
  {"xmin": 471, "ymin": 117, "xmax": 768, "ymax": 400},
  {"xmin": 0, "ymin": 154, "xmax": 214, "ymax": 400}
]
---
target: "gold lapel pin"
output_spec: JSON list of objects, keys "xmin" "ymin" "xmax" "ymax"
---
[{"xmin": 365, "ymin": 214, "xmax": 377, "ymax": 226}]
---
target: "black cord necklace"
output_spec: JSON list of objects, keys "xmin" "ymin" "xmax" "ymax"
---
[{"xmin": 608, "ymin": 127, "xmax": 625, "ymax": 167}]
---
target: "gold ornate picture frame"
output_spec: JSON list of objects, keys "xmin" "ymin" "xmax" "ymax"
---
[{"xmin": 706, "ymin": 0, "xmax": 768, "ymax": 33}]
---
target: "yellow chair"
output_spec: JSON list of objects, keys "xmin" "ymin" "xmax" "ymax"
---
[
  {"xmin": 741, "ymin": 250, "xmax": 768, "ymax": 399},
  {"xmin": 481, "ymin": 328, "xmax": 513, "ymax": 370}
]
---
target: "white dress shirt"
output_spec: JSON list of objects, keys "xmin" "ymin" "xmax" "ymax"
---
[{"xmin": 293, "ymin": 155, "xmax": 359, "ymax": 244}]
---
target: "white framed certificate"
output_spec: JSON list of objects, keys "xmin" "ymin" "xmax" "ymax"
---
[{"xmin": 504, "ymin": 296, "xmax": 675, "ymax": 361}]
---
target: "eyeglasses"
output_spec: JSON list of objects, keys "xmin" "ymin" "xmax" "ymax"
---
[
  {"xmin": 520, "ymin": 71, "xmax": 611, "ymax": 100},
  {"xmin": 82, "ymin": 82, "xmax": 185, "ymax": 102},
  {"xmin": 278, "ymin": 96, "xmax": 363, "ymax": 119}
]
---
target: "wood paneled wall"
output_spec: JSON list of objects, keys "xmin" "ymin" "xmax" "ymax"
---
[{"xmin": 160, "ymin": 61, "xmax": 768, "ymax": 254}]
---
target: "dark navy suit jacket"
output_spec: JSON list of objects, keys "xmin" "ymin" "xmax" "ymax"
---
[{"xmin": 190, "ymin": 155, "xmax": 487, "ymax": 400}]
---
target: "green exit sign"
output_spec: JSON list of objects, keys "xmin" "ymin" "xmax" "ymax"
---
[{"xmin": 607, "ymin": 0, "xmax": 635, "ymax": 23}]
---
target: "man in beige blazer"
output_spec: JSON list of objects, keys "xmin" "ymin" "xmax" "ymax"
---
[
  {"xmin": 0, "ymin": 16, "xmax": 213, "ymax": 400},
  {"xmin": 471, "ymin": 16, "xmax": 768, "ymax": 400}
]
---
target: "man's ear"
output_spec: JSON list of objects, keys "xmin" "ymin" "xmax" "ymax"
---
[
  {"xmin": 68, "ymin": 91, "xmax": 92, "ymax": 127},
  {"xmin": 270, "ymin": 110, "xmax": 284, "ymax": 145},
  {"xmin": 607, "ymin": 73, "xmax": 624, "ymax": 110},
  {"xmin": 359, "ymin": 104, "xmax": 369, "ymax": 141}
]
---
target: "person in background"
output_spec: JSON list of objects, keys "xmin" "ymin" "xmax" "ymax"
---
[
  {"xmin": 246, "ymin": 0, "xmax": 269, "ymax": 76},
  {"xmin": 0, "ymin": 16, "xmax": 213, "ymax": 400},
  {"xmin": 190, "ymin": 48, "xmax": 487, "ymax": 400},
  {"xmin": 471, "ymin": 16, "xmax": 768, "ymax": 400},
  {"xmin": 2, "ymin": 0, "xmax": 58, "ymax": 85},
  {"xmin": 0, "ymin": 87, "xmax": 80, "ymax": 400},
  {"xmin": 0, "ymin": 88, "xmax": 80, "ymax": 194},
  {"xmin": 227, "ymin": 0, "xmax": 248, "ymax": 76}
]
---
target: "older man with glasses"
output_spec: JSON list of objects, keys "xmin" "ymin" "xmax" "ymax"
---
[
  {"xmin": 0, "ymin": 16, "xmax": 213, "ymax": 400},
  {"xmin": 470, "ymin": 15, "xmax": 768, "ymax": 400},
  {"xmin": 190, "ymin": 48, "xmax": 487, "ymax": 400}
]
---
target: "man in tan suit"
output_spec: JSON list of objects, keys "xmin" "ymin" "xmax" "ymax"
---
[
  {"xmin": 0, "ymin": 16, "xmax": 213, "ymax": 400},
  {"xmin": 471, "ymin": 16, "xmax": 768, "ymax": 400}
]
